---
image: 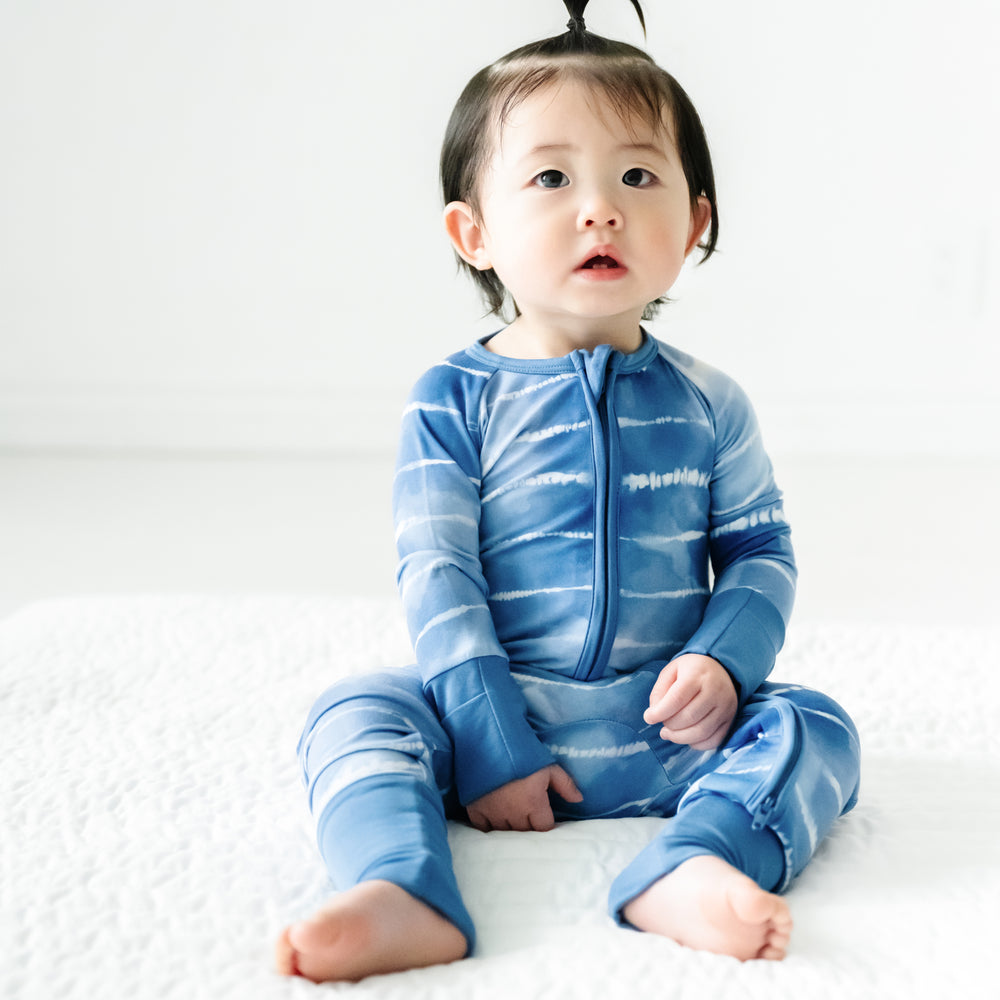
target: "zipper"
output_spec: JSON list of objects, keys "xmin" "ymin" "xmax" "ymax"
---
[
  {"xmin": 591, "ymin": 376, "xmax": 621, "ymax": 676},
  {"xmin": 749, "ymin": 698, "xmax": 804, "ymax": 829},
  {"xmin": 572, "ymin": 351, "xmax": 620, "ymax": 681}
]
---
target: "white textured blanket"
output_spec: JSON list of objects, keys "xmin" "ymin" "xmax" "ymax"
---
[{"xmin": 2, "ymin": 597, "xmax": 998, "ymax": 999}]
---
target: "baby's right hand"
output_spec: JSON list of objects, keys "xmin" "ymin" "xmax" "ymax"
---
[{"xmin": 466, "ymin": 765, "xmax": 582, "ymax": 833}]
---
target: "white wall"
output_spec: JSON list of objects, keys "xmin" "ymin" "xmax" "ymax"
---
[{"xmin": 2, "ymin": 0, "xmax": 997, "ymax": 457}]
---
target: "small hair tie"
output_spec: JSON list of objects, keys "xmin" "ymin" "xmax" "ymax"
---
[{"xmin": 562, "ymin": 1, "xmax": 646, "ymax": 40}]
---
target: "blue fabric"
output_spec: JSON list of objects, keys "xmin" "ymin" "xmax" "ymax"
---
[
  {"xmin": 299, "ymin": 671, "xmax": 476, "ymax": 953},
  {"xmin": 424, "ymin": 657, "xmax": 555, "ymax": 809},
  {"xmin": 394, "ymin": 332, "xmax": 797, "ymax": 803},
  {"xmin": 295, "ymin": 331, "xmax": 859, "ymax": 947},
  {"xmin": 297, "ymin": 671, "xmax": 860, "ymax": 948},
  {"xmin": 605, "ymin": 683, "xmax": 862, "ymax": 922},
  {"xmin": 316, "ymin": 775, "xmax": 476, "ymax": 954}
]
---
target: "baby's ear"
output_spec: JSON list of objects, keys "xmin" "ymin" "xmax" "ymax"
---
[
  {"xmin": 685, "ymin": 196, "xmax": 713, "ymax": 257},
  {"xmin": 444, "ymin": 202, "xmax": 492, "ymax": 270}
]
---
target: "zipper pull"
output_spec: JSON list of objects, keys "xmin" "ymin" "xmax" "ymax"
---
[{"xmin": 752, "ymin": 795, "xmax": 776, "ymax": 831}]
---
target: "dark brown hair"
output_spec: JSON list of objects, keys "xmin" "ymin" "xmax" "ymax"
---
[{"xmin": 440, "ymin": 0, "xmax": 718, "ymax": 320}]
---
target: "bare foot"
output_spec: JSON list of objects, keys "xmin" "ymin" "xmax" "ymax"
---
[
  {"xmin": 623, "ymin": 855, "xmax": 793, "ymax": 961},
  {"xmin": 274, "ymin": 879, "xmax": 468, "ymax": 983}
]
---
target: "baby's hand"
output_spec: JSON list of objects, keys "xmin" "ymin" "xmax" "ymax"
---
[
  {"xmin": 644, "ymin": 654, "xmax": 738, "ymax": 751},
  {"xmin": 466, "ymin": 765, "xmax": 582, "ymax": 833}
]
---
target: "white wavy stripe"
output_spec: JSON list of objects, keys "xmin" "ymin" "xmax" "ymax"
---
[
  {"xmin": 710, "ymin": 506, "xmax": 786, "ymax": 536},
  {"xmin": 547, "ymin": 740, "xmax": 650, "ymax": 760},
  {"xmin": 309, "ymin": 704, "xmax": 426, "ymax": 747},
  {"xmin": 620, "ymin": 530, "xmax": 705, "ymax": 550},
  {"xmin": 414, "ymin": 604, "xmax": 483, "ymax": 649},
  {"xmin": 481, "ymin": 470, "xmax": 589, "ymax": 504},
  {"xmin": 760, "ymin": 559, "xmax": 797, "ymax": 590},
  {"xmin": 619, "ymin": 587, "xmax": 709, "ymax": 600},
  {"xmin": 622, "ymin": 467, "xmax": 710, "ymax": 492},
  {"xmin": 490, "ymin": 585, "xmax": 592, "ymax": 602},
  {"xmin": 486, "ymin": 529, "xmax": 594, "ymax": 555},
  {"xmin": 402, "ymin": 401, "xmax": 462, "ymax": 419},
  {"xmin": 717, "ymin": 763, "xmax": 769, "ymax": 777},
  {"xmin": 439, "ymin": 359, "xmax": 491, "ymax": 378},
  {"xmin": 491, "ymin": 372, "xmax": 576, "ymax": 406},
  {"xmin": 711, "ymin": 480, "xmax": 772, "ymax": 518},
  {"xmin": 712, "ymin": 558, "xmax": 796, "ymax": 595},
  {"xmin": 398, "ymin": 557, "xmax": 464, "ymax": 601},
  {"xmin": 617, "ymin": 414, "xmax": 709, "ymax": 429},
  {"xmin": 395, "ymin": 457, "xmax": 454, "ymax": 476},
  {"xmin": 515, "ymin": 670, "xmax": 638, "ymax": 690},
  {"xmin": 312, "ymin": 758, "xmax": 429, "ymax": 815},
  {"xmin": 720, "ymin": 427, "xmax": 761, "ymax": 463},
  {"xmin": 795, "ymin": 784, "xmax": 819, "ymax": 854},
  {"xmin": 394, "ymin": 512, "xmax": 478, "ymax": 542},
  {"xmin": 800, "ymin": 706, "xmax": 862, "ymax": 750},
  {"xmin": 394, "ymin": 458, "xmax": 481, "ymax": 490},
  {"xmin": 760, "ymin": 685, "xmax": 797, "ymax": 697},
  {"xmin": 701, "ymin": 581, "xmax": 761, "ymax": 606},
  {"xmin": 514, "ymin": 420, "xmax": 590, "ymax": 444},
  {"xmin": 822, "ymin": 762, "xmax": 846, "ymax": 811},
  {"xmin": 602, "ymin": 797, "xmax": 656, "ymax": 814}
]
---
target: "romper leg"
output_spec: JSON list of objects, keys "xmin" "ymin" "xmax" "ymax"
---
[
  {"xmin": 609, "ymin": 683, "xmax": 861, "ymax": 922},
  {"xmin": 297, "ymin": 668, "xmax": 475, "ymax": 953}
]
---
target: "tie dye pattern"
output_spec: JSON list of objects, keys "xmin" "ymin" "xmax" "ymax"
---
[
  {"xmin": 294, "ymin": 332, "xmax": 860, "ymax": 950},
  {"xmin": 394, "ymin": 333, "xmax": 796, "ymax": 803}
]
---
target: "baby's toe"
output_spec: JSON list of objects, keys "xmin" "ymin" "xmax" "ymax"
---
[{"xmin": 274, "ymin": 927, "xmax": 300, "ymax": 977}]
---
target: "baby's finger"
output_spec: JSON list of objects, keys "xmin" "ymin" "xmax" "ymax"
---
[
  {"xmin": 548, "ymin": 765, "xmax": 583, "ymax": 803},
  {"xmin": 647, "ymin": 661, "xmax": 678, "ymax": 707},
  {"xmin": 692, "ymin": 717, "xmax": 733, "ymax": 751},
  {"xmin": 645, "ymin": 674, "xmax": 700, "ymax": 725},
  {"xmin": 506, "ymin": 813, "xmax": 533, "ymax": 832},
  {"xmin": 656, "ymin": 694, "xmax": 715, "ymax": 733},
  {"xmin": 660, "ymin": 710, "xmax": 729, "ymax": 750},
  {"xmin": 528, "ymin": 803, "xmax": 556, "ymax": 832},
  {"xmin": 467, "ymin": 808, "xmax": 490, "ymax": 832}
]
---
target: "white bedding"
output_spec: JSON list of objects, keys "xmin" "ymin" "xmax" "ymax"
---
[{"xmin": 2, "ymin": 596, "xmax": 998, "ymax": 999}]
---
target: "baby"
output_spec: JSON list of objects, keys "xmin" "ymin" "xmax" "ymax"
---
[{"xmin": 276, "ymin": 0, "xmax": 860, "ymax": 982}]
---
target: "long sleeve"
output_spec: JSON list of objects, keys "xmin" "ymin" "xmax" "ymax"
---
[
  {"xmin": 667, "ymin": 352, "xmax": 797, "ymax": 705},
  {"xmin": 393, "ymin": 361, "xmax": 554, "ymax": 805}
]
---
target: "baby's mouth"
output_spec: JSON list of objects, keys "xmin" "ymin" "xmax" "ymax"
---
[{"xmin": 581, "ymin": 255, "xmax": 621, "ymax": 270}]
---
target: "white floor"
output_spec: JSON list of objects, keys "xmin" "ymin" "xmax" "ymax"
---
[{"xmin": 2, "ymin": 452, "xmax": 997, "ymax": 627}]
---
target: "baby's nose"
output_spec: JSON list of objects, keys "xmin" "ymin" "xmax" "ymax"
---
[{"xmin": 578, "ymin": 194, "xmax": 622, "ymax": 230}]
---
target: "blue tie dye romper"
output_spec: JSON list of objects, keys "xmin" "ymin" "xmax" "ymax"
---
[{"xmin": 296, "ymin": 332, "xmax": 861, "ymax": 952}]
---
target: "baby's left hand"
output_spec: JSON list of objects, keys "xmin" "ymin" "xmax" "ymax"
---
[{"xmin": 643, "ymin": 654, "xmax": 738, "ymax": 751}]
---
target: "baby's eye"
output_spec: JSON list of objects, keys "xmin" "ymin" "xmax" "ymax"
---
[
  {"xmin": 533, "ymin": 170, "xmax": 569, "ymax": 189},
  {"xmin": 622, "ymin": 168, "xmax": 656, "ymax": 187}
]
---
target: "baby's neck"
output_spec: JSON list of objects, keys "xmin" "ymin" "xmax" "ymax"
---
[{"xmin": 484, "ymin": 316, "xmax": 644, "ymax": 360}]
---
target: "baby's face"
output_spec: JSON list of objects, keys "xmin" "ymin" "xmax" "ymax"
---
[{"xmin": 470, "ymin": 79, "xmax": 710, "ymax": 349}]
